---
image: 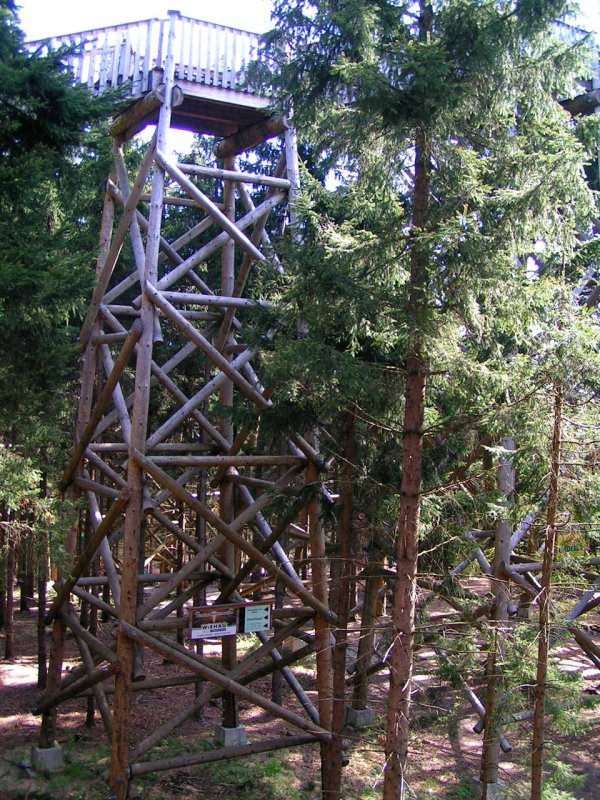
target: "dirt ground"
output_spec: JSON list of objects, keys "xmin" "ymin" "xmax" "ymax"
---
[{"xmin": 1, "ymin": 603, "xmax": 599, "ymax": 800}]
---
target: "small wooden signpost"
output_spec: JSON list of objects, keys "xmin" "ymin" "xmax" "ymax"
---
[{"xmin": 188, "ymin": 602, "xmax": 272, "ymax": 640}]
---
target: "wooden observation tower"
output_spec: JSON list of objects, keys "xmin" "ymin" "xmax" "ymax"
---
[{"xmin": 30, "ymin": 12, "xmax": 337, "ymax": 798}]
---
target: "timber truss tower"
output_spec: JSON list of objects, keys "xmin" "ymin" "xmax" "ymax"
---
[{"xmin": 33, "ymin": 12, "xmax": 336, "ymax": 799}]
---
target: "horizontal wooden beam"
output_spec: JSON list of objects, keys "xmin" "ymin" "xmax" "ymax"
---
[
  {"xmin": 560, "ymin": 89, "xmax": 600, "ymax": 116},
  {"xmin": 178, "ymin": 162, "xmax": 291, "ymax": 189},
  {"xmin": 160, "ymin": 291, "xmax": 272, "ymax": 309},
  {"xmin": 130, "ymin": 734, "xmax": 319, "ymax": 777},
  {"xmin": 148, "ymin": 455, "xmax": 306, "ymax": 467},
  {"xmin": 109, "ymin": 84, "xmax": 183, "ymax": 140},
  {"xmin": 120, "ymin": 621, "xmax": 331, "ymax": 742},
  {"xmin": 214, "ymin": 115, "xmax": 288, "ymax": 159}
]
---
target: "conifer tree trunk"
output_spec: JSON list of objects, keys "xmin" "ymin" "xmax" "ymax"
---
[
  {"xmin": 4, "ymin": 527, "xmax": 15, "ymax": 659},
  {"xmin": 0, "ymin": 505, "xmax": 6, "ymax": 630},
  {"xmin": 37, "ymin": 531, "xmax": 48, "ymax": 688},
  {"xmin": 531, "ymin": 383, "xmax": 563, "ymax": 799},
  {"xmin": 383, "ymin": 102, "xmax": 430, "ymax": 798},
  {"xmin": 37, "ymin": 472, "xmax": 48, "ymax": 688}
]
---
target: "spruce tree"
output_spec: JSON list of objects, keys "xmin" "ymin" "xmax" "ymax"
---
[{"xmin": 254, "ymin": 1, "xmax": 598, "ymax": 796}]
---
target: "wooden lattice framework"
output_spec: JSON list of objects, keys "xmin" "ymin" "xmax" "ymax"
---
[{"xmin": 35, "ymin": 12, "xmax": 337, "ymax": 799}]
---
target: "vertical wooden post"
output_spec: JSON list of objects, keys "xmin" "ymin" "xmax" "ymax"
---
[
  {"xmin": 37, "ymin": 145, "xmax": 117, "ymax": 754},
  {"xmin": 109, "ymin": 12, "xmax": 177, "ymax": 799},
  {"xmin": 307, "ymin": 457, "xmax": 333, "ymax": 798},
  {"xmin": 219, "ymin": 156, "xmax": 238, "ymax": 730},
  {"xmin": 38, "ymin": 618, "xmax": 66, "ymax": 747},
  {"xmin": 328, "ymin": 410, "xmax": 355, "ymax": 799},
  {"xmin": 352, "ymin": 561, "xmax": 380, "ymax": 711}
]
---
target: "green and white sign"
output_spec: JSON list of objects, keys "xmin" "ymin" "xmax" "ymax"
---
[{"xmin": 240, "ymin": 604, "xmax": 271, "ymax": 633}]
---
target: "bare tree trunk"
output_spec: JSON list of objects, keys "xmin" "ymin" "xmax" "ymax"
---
[
  {"xmin": 86, "ymin": 555, "xmax": 101, "ymax": 727},
  {"xmin": 306, "ymin": 455, "xmax": 334, "ymax": 799},
  {"xmin": 19, "ymin": 532, "xmax": 33, "ymax": 611},
  {"xmin": 218, "ymin": 153, "xmax": 238, "ymax": 731},
  {"xmin": 194, "ymin": 467, "xmax": 207, "ymax": 720},
  {"xmin": 531, "ymin": 383, "xmax": 563, "ymax": 799},
  {"xmin": 176, "ymin": 502, "xmax": 185, "ymax": 646}
]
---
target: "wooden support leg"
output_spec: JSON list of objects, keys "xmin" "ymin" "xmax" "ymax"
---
[
  {"xmin": 37, "ymin": 618, "xmax": 66, "ymax": 748},
  {"xmin": 219, "ymin": 154, "xmax": 238, "ymax": 731},
  {"xmin": 307, "ymin": 460, "xmax": 333, "ymax": 798}
]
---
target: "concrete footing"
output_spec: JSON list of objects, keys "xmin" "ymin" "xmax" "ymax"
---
[
  {"xmin": 31, "ymin": 742, "xmax": 64, "ymax": 775},
  {"xmin": 469, "ymin": 778, "xmax": 505, "ymax": 799},
  {"xmin": 213, "ymin": 724, "xmax": 248, "ymax": 747},
  {"xmin": 345, "ymin": 707, "xmax": 375, "ymax": 729}
]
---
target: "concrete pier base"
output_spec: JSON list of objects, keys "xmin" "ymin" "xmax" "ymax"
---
[
  {"xmin": 213, "ymin": 724, "xmax": 248, "ymax": 747},
  {"xmin": 469, "ymin": 778, "xmax": 505, "ymax": 799},
  {"xmin": 31, "ymin": 742, "xmax": 64, "ymax": 775},
  {"xmin": 345, "ymin": 707, "xmax": 375, "ymax": 729}
]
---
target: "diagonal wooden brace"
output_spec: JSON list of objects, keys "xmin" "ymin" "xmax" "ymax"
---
[
  {"xmin": 155, "ymin": 149, "xmax": 266, "ymax": 263},
  {"xmin": 132, "ymin": 448, "xmax": 336, "ymax": 623},
  {"xmin": 61, "ymin": 319, "xmax": 143, "ymax": 490}
]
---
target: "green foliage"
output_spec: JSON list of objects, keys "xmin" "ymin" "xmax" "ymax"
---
[
  {"xmin": 542, "ymin": 755, "xmax": 586, "ymax": 799},
  {"xmin": 0, "ymin": 3, "xmax": 116, "ymax": 457}
]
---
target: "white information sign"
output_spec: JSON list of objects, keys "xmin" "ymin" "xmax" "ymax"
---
[{"xmin": 241, "ymin": 604, "xmax": 271, "ymax": 633}]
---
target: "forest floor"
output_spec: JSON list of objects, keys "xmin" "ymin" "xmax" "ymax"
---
[{"xmin": 1, "ymin": 593, "xmax": 599, "ymax": 800}]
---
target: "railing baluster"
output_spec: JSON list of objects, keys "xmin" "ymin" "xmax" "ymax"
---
[
  {"xmin": 188, "ymin": 19, "xmax": 195, "ymax": 82},
  {"xmin": 195, "ymin": 25, "xmax": 204, "ymax": 83},
  {"xmin": 98, "ymin": 31, "xmax": 110, "ymax": 92},
  {"xmin": 75, "ymin": 37, "xmax": 85, "ymax": 83},
  {"xmin": 26, "ymin": 16, "xmax": 262, "ymax": 99},
  {"xmin": 156, "ymin": 18, "xmax": 165, "ymax": 68},
  {"xmin": 206, "ymin": 24, "xmax": 213, "ymax": 84},
  {"xmin": 87, "ymin": 40, "xmax": 98, "ymax": 89},
  {"xmin": 142, "ymin": 19, "xmax": 153, "ymax": 92},
  {"xmin": 230, "ymin": 28, "xmax": 237, "ymax": 88},
  {"xmin": 122, "ymin": 30, "xmax": 132, "ymax": 87},
  {"xmin": 218, "ymin": 27, "xmax": 224, "ymax": 87},
  {"xmin": 178, "ymin": 15, "xmax": 185, "ymax": 79},
  {"xmin": 111, "ymin": 33, "xmax": 121, "ymax": 88},
  {"xmin": 132, "ymin": 23, "xmax": 142, "ymax": 95}
]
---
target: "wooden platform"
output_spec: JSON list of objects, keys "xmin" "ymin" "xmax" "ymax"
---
[{"xmin": 25, "ymin": 11, "xmax": 271, "ymax": 137}]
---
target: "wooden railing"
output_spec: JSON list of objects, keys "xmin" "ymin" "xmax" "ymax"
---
[{"xmin": 25, "ymin": 12, "xmax": 261, "ymax": 97}]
